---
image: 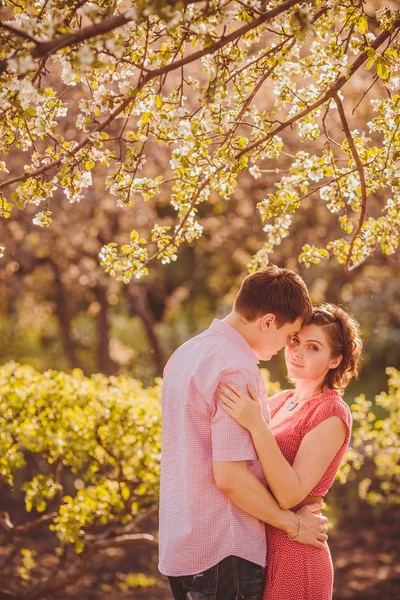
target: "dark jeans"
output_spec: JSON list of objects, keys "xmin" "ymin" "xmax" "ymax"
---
[{"xmin": 168, "ymin": 555, "xmax": 264, "ymax": 600}]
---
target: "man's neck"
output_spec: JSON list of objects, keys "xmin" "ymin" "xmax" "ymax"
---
[{"xmin": 223, "ymin": 312, "xmax": 252, "ymax": 344}]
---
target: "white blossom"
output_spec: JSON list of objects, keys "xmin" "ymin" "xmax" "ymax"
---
[{"xmin": 249, "ymin": 165, "xmax": 262, "ymax": 179}]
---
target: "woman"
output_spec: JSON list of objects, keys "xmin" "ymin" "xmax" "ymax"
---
[{"xmin": 219, "ymin": 303, "xmax": 362, "ymax": 600}]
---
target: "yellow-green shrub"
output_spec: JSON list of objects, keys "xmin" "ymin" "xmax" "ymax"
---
[{"xmin": 0, "ymin": 361, "xmax": 161, "ymax": 554}]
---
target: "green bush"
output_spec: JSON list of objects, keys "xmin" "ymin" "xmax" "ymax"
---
[
  {"xmin": 0, "ymin": 362, "xmax": 161, "ymax": 599},
  {"xmin": 340, "ymin": 367, "xmax": 400, "ymax": 506},
  {"xmin": 0, "ymin": 362, "xmax": 398, "ymax": 599}
]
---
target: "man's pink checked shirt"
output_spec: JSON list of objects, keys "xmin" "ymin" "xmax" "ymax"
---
[{"xmin": 158, "ymin": 319, "xmax": 270, "ymax": 577}]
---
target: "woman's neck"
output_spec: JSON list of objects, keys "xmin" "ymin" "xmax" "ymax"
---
[{"xmin": 292, "ymin": 378, "xmax": 326, "ymax": 401}]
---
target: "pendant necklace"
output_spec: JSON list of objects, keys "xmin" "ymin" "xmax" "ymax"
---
[{"xmin": 286, "ymin": 391, "xmax": 322, "ymax": 411}]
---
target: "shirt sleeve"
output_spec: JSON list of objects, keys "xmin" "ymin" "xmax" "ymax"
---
[{"xmin": 211, "ymin": 369, "xmax": 260, "ymax": 462}]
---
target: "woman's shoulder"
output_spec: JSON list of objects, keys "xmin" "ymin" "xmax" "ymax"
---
[
  {"xmin": 323, "ymin": 388, "xmax": 351, "ymax": 409},
  {"xmin": 308, "ymin": 389, "xmax": 352, "ymax": 425}
]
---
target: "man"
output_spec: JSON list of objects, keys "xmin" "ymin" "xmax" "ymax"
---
[{"xmin": 159, "ymin": 266, "xmax": 329, "ymax": 600}]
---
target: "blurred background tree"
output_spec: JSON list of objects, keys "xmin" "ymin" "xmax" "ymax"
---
[
  {"xmin": 0, "ymin": 0, "xmax": 399, "ymax": 390},
  {"xmin": 0, "ymin": 0, "xmax": 399, "ymax": 598}
]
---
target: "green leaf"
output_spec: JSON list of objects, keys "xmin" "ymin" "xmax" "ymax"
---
[
  {"xmin": 377, "ymin": 61, "xmax": 389, "ymax": 80},
  {"xmin": 155, "ymin": 94, "xmax": 163, "ymax": 109},
  {"xmin": 357, "ymin": 16, "xmax": 368, "ymax": 34},
  {"xmin": 121, "ymin": 486, "xmax": 130, "ymax": 500},
  {"xmin": 75, "ymin": 540, "xmax": 85, "ymax": 554},
  {"xmin": 366, "ymin": 55, "xmax": 376, "ymax": 70},
  {"xmin": 140, "ymin": 112, "xmax": 152, "ymax": 126}
]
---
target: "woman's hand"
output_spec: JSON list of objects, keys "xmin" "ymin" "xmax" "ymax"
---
[{"xmin": 218, "ymin": 382, "xmax": 267, "ymax": 433}]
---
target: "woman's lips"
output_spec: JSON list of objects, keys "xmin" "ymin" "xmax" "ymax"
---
[{"xmin": 290, "ymin": 359, "xmax": 303, "ymax": 368}]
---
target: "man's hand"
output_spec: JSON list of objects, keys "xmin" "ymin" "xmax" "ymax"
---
[
  {"xmin": 295, "ymin": 503, "xmax": 329, "ymax": 550},
  {"xmin": 282, "ymin": 503, "xmax": 328, "ymax": 550}
]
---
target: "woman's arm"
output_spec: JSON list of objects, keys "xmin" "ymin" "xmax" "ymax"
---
[
  {"xmin": 251, "ymin": 416, "xmax": 346, "ymax": 509},
  {"xmin": 219, "ymin": 383, "xmax": 347, "ymax": 509}
]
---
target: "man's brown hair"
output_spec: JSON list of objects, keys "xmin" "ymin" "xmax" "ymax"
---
[{"xmin": 233, "ymin": 265, "xmax": 312, "ymax": 326}]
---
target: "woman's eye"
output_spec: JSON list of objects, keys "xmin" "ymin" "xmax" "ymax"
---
[{"xmin": 310, "ymin": 345, "xmax": 318, "ymax": 351}]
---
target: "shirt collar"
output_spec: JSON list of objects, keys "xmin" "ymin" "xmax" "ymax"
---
[{"xmin": 209, "ymin": 319, "xmax": 259, "ymax": 364}]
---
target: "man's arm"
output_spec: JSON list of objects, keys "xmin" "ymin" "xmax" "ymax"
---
[
  {"xmin": 210, "ymin": 370, "xmax": 328, "ymax": 548},
  {"xmin": 213, "ymin": 460, "xmax": 328, "ymax": 550}
]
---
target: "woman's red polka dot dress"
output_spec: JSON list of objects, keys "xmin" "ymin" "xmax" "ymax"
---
[{"xmin": 263, "ymin": 389, "xmax": 352, "ymax": 600}]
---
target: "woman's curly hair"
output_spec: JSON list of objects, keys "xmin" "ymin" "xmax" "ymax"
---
[{"xmin": 307, "ymin": 303, "xmax": 363, "ymax": 394}]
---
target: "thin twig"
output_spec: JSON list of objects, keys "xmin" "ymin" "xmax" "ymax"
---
[
  {"xmin": 0, "ymin": 0, "xmax": 300, "ymax": 76},
  {"xmin": 0, "ymin": 0, "xmax": 302, "ymax": 191},
  {"xmin": 333, "ymin": 92, "xmax": 368, "ymax": 272},
  {"xmin": 0, "ymin": 22, "xmax": 39, "ymax": 44},
  {"xmin": 236, "ymin": 22, "xmax": 400, "ymax": 159}
]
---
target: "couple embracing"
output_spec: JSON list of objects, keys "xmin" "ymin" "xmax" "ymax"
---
[{"xmin": 159, "ymin": 266, "xmax": 362, "ymax": 600}]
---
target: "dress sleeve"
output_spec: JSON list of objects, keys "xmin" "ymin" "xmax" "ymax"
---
[
  {"xmin": 211, "ymin": 369, "xmax": 262, "ymax": 462},
  {"xmin": 301, "ymin": 394, "xmax": 352, "ymax": 445}
]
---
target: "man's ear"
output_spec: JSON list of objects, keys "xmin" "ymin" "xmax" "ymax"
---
[
  {"xmin": 329, "ymin": 354, "xmax": 343, "ymax": 369},
  {"xmin": 259, "ymin": 313, "xmax": 277, "ymax": 331}
]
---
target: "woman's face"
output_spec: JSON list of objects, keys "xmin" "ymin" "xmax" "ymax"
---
[{"xmin": 285, "ymin": 323, "xmax": 342, "ymax": 383}]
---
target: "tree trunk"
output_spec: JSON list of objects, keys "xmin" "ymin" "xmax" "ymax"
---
[
  {"xmin": 94, "ymin": 284, "xmax": 117, "ymax": 375},
  {"xmin": 129, "ymin": 286, "xmax": 164, "ymax": 376},
  {"xmin": 49, "ymin": 261, "xmax": 82, "ymax": 370}
]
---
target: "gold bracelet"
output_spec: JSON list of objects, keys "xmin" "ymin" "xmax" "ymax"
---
[{"xmin": 288, "ymin": 513, "xmax": 302, "ymax": 541}]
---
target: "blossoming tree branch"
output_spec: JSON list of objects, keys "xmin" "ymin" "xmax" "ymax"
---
[{"xmin": 0, "ymin": 0, "xmax": 399, "ymax": 281}]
